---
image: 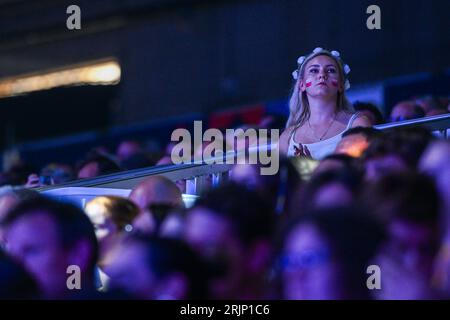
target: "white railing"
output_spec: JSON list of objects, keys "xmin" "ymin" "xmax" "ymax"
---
[{"xmin": 38, "ymin": 113, "xmax": 450, "ymax": 196}]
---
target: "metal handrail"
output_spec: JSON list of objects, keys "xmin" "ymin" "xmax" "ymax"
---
[
  {"xmin": 38, "ymin": 113, "xmax": 450, "ymax": 193},
  {"xmin": 374, "ymin": 113, "xmax": 450, "ymax": 133}
]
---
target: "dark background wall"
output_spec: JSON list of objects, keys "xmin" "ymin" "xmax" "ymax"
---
[{"xmin": 0, "ymin": 0, "xmax": 448, "ymax": 147}]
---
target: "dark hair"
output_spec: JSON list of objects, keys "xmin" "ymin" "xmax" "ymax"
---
[
  {"xmin": 341, "ymin": 126, "xmax": 380, "ymax": 140},
  {"xmin": 293, "ymin": 168, "xmax": 362, "ymax": 215},
  {"xmin": 353, "ymin": 101, "xmax": 384, "ymax": 124},
  {"xmin": 192, "ymin": 182, "xmax": 275, "ymax": 247},
  {"xmin": 120, "ymin": 152, "xmax": 158, "ymax": 171},
  {"xmin": 1, "ymin": 163, "xmax": 37, "ymax": 186},
  {"xmin": 361, "ymin": 172, "xmax": 440, "ymax": 227},
  {"xmin": 76, "ymin": 153, "xmax": 121, "ymax": 176},
  {"xmin": 320, "ymin": 153, "xmax": 357, "ymax": 169},
  {"xmin": 363, "ymin": 127, "xmax": 434, "ymax": 168},
  {"xmin": 125, "ymin": 234, "xmax": 209, "ymax": 299},
  {"xmin": 0, "ymin": 249, "xmax": 39, "ymax": 299},
  {"xmin": 280, "ymin": 206, "xmax": 385, "ymax": 299},
  {"xmin": 1, "ymin": 197, "xmax": 99, "ymax": 278}
]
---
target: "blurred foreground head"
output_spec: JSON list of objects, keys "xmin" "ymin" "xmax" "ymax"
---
[
  {"xmin": 279, "ymin": 207, "xmax": 384, "ymax": 300},
  {"xmin": 1, "ymin": 197, "xmax": 98, "ymax": 299}
]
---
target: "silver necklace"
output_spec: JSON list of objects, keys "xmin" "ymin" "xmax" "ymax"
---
[{"xmin": 308, "ymin": 113, "xmax": 337, "ymax": 141}]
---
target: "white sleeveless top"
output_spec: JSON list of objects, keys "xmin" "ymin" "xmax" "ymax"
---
[{"xmin": 287, "ymin": 113, "xmax": 359, "ymax": 160}]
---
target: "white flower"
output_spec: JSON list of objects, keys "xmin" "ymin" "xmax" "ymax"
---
[
  {"xmin": 313, "ymin": 47, "xmax": 323, "ymax": 54},
  {"xmin": 297, "ymin": 56, "xmax": 305, "ymax": 65},
  {"xmin": 344, "ymin": 80, "xmax": 351, "ymax": 90},
  {"xmin": 292, "ymin": 70, "xmax": 299, "ymax": 80},
  {"xmin": 343, "ymin": 64, "xmax": 351, "ymax": 75},
  {"xmin": 331, "ymin": 50, "xmax": 340, "ymax": 57}
]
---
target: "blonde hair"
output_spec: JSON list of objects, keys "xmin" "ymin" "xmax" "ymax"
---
[
  {"xmin": 85, "ymin": 196, "xmax": 139, "ymax": 231},
  {"xmin": 286, "ymin": 49, "xmax": 354, "ymax": 129}
]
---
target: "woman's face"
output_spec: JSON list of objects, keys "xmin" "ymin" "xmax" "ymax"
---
[
  {"xmin": 300, "ymin": 55, "xmax": 342, "ymax": 98},
  {"xmin": 281, "ymin": 223, "xmax": 342, "ymax": 299}
]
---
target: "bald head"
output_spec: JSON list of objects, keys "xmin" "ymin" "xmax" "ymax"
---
[{"xmin": 129, "ymin": 176, "xmax": 183, "ymax": 210}]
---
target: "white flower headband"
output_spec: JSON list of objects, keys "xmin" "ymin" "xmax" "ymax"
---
[{"xmin": 292, "ymin": 47, "xmax": 351, "ymax": 90}]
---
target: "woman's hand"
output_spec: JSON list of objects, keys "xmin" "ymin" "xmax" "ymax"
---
[{"xmin": 293, "ymin": 144, "xmax": 312, "ymax": 158}]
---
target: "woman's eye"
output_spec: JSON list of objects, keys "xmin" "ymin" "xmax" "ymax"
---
[
  {"xmin": 327, "ymin": 68, "xmax": 337, "ymax": 73},
  {"xmin": 309, "ymin": 68, "xmax": 318, "ymax": 73}
]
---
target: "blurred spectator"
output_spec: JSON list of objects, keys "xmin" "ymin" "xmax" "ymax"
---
[
  {"xmin": 105, "ymin": 235, "xmax": 209, "ymax": 299},
  {"xmin": 362, "ymin": 128, "xmax": 434, "ymax": 181},
  {"xmin": 294, "ymin": 168, "xmax": 362, "ymax": 214},
  {"xmin": 334, "ymin": 127, "xmax": 380, "ymax": 158},
  {"xmin": 353, "ymin": 101, "xmax": 384, "ymax": 125},
  {"xmin": 426, "ymin": 109, "xmax": 448, "ymax": 117},
  {"xmin": 362, "ymin": 173, "xmax": 441, "ymax": 299},
  {"xmin": 0, "ymin": 187, "xmax": 40, "ymax": 246},
  {"xmin": 415, "ymin": 95, "xmax": 447, "ymax": 114},
  {"xmin": 120, "ymin": 152, "xmax": 158, "ymax": 171},
  {"xmin": 184, "ymin": 183, "xmax": 275, "ymax": 299},
  {"xmin": 230, "ymin": 158, "xmax": 303, "ymax": 215},
  {"xmin": 1, "ymin": 197, "xmax": 99, "ymax": 299},
  {"xmin": 76, "ymin": 153, "xmax": 121, "ymax": 179},
  {"xmin": 0, "ymin": 249, "xmax": 39, "ymax": 299},
  {"xmin": 84, "ymin": 196, "xmax": 139, "ymax": 275},
  {"xmin": 312, "ymin": 154, "xmax": 356, "ymax": 176},
  {"xmin": 129, "ymin": 176, "xmax": 184, "ymax": 234},
  {"xmin": 389, "ymin": 100, "xmax": 425, "ymax": 122},
  {"xmin": 419, "ymin": 141, "xmax": 450, "ymax": 295},
  {"xmin": 278, "ymin": 207, "xmax": 384, "ymax": 299},
  {"xmin": 0, "ymin": 162, "xmax": 37, "ymax": 187},
  {"xmin": 25, "ymin": 163, "xmax": 75, "ymax": 188},
  {"xmin": 116, "ymin": 140, "xmax": 143, "ymax": 162}
]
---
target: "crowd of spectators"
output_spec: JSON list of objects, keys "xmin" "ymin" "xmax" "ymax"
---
[{"xmin": 0, "ymin": 94, "xmax": 449, "ymax": 300}]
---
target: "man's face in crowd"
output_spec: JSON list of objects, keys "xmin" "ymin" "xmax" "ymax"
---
[{"xmin": 4, "ymin": 212, "xmax": 71, "ymax": 298}]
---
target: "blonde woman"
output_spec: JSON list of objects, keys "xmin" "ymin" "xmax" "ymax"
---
[{"xmin": 279, "ymin": 48, "xmax": 370, "ymax": 160}]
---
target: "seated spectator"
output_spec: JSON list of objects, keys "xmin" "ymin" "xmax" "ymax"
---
[
  {"xmin": 0, "ymin": 186, "xmax": 40, "ymax": 246},
  {"xmin": 105, "ymin": 235, "xmax": 209, "ymax": 299},
  {"xmin": 0, "ymin": 249, "xmax": 39, "ymax": 299},
  {"xmin": 362, "ymin": 127, "xmax": 434, "ymax": 181},
  {"xmin": 76, "ymin": 153, "xmax": 121, "ymax": 179},
  {"xmin": 278, "ymin": 207, "xmax": 384, "ymax": 299},
  {"xmin": 1, "ymin": 197, "xmax": 99, "ymax": 299},
  {"xmin": 419, "ymin": 141, "xmax": 450, "ymax": 295},
  {"xmin": 294, "ymin": 168, "xmax": 363, "ymax": 215},
  {"xmin": 129, "ymin": 176, "xmax": 184, "ymax": 234},
  {"xmin": 389, "ymin": 100, "xmax": 425, "ymax": 122},
  {"xmin": 184, "ymin": 183, "xmax": 275, "ymax": 299},
  {"xmin": 334, "ymin": 127, "xmax": 380, "ymax": 158},
  {"xmin": 25, "ymin": 163, "xmax": 75, "ymax": 188},
  {"xmin": 415, "ymin": 95, "xmax": 447, "ymax": 115},
  {"xmin": 120, "ymin": 152, "xmax": 158, "ymax": 171},
  {"xmin": 0, "ymin": 162, "xmax": 37, "ymax": 187},
  {"xmin": 353, "ymin": 101, "xmax": 384, "ymax": 125},
  {"xmin": 362, "ymin": 173, "xmax": 441, "ymax": 299},
  {"xmin": 84, "ymin": 196, "xmax": 139, "ymax": 290},
  {"xmin": 116, "ymin": 140, "xmax": 144, "ymax": 163},
  {"xmin": 230, "ymin": 158, "xmax": 303, "ymax": 214},
  {"xmin": 312, "ymin": 154, "xmax": 356, "ymax": 176},
  {"xmin": 426, "ymin": 109, "xmax": 448, "ymax": 117}
]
